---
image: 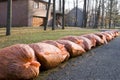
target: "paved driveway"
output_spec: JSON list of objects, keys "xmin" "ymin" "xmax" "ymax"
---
[{"xmin": 37, "ymin": 36, "xmax": 120, "ymax": 80}]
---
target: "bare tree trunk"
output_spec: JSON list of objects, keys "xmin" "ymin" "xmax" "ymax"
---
[
  {"xmin": 113, "ymin": 0, "xmax": 119, "ymax": 28},
  {"xmin": 94, "ymin": 0, "xmax": 101, "ymax": 28},
  {"xmin": 101, "ymin": 0, "xmax": 105, "ymax": 28},
  {"xmin": 62, "ymin": 0, "xmax": 65, "ymax": 29},
  {"xmin": 94, "ymin": 0, "xmax": 98, "ymax": 28},
  {"xmin": 86, "ymin": 0, "xmax": 90, "ymax": 28},
  {"xmin": 91, "ymin": 0, "xmax": 95, "ymax": 27},
  {"xmin": 59, "ymin": 0, "xmax": 62, "ymax": 12},
  {"xmin": 6, "ymin": 0, "xmax": 12, "ymax": 36},
  {"xmin": 109, "ymin": 0, "xmax": 113, "ymax": 29},
  {"xmin": 75, "ymin": 0, "xmax": 78, "ymax": 27},
  {"xmin": 75, "ymin": 0, "xmax": 78, "ymax": 26},
  {"xmin": 44, "ymin": 0, "xmax": 51, "ymax": 30},
  {"xmin": 105, "ymin": 0, "xmax": 109, "ymax": 28},
  {"xmin": 52, "ymin": 0, "xmax": 56, "ymax": 30},
  {"xmin": 73, "ymin": 0, "xmax": 76, "ymax": 26},
  {"xmin": 82, "ymin": 0, "xmax": 87, "ymax": 28},
  {"xmin": 73, "ymin": 0, "xmax": 75, "ymax": 9}
]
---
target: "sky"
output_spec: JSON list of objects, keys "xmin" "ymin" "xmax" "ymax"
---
[
  {"xmin": 56, "ymin": 0, "xmax": 83, "ymax": 9},
  {"xmin": 44, "ymin": 0, "xmax": 120, "ymax": 13},
  {"xmin": 43, "ymin": 0, "xmax": 84, "ymax": 10},
  {"xmin": 64, "ymin": 0, "xmax": 84, "ymax": 10}
]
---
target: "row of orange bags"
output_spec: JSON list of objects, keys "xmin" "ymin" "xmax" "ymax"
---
[{"xmin": 0, "ymin": 30, "xmax": 119, "ymax": 80}]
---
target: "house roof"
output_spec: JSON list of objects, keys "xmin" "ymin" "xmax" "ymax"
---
[
  {"xmin": 0, "ymin": 0, "xmax": 7, "ymax": 2},
  {"xmin": 0, "ymin": 0, "xmax": 49, "ymax": 3},
  {"xmin": 38, "ymin": 0, "xmax": 49, "ymax": 3},
  {"xmin": 0, "ymin": 0, "xmax": 17, "ymax": 2},
  {"xmin": 40, "ymin": 0, "xmax": 49, "ymax": 2}
]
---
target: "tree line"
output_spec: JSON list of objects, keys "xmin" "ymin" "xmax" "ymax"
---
[
  {"xmin": 45, "ymin": 0, "xmax": 119, "ymax": 29},
  {"xmin": 82, "ymin": 0, "xmax": 120, "ymax": 29},
  {"xmin": 6, "ymin": 0, "xmax": 120, "ymax": 35}
]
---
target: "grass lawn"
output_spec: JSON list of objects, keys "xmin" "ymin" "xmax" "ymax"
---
[
  {"xmin": 0, "ymin": 27, "xmax": 119, "ymax": 79},
  {"xmin": 0, "ymin": 27, "xmax": 100, "ymax": 49}
]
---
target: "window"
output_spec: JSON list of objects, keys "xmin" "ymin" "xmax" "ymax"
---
[
  {"xmin": 40, "ymin": 3, "xmax": 47, "ymax": 10},
  {"xmin": 33, "ymin": 2, "xmax": 39, "ymax": 9}
]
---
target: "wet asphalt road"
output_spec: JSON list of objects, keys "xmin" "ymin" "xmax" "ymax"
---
[{"xmin": 37, "ymin": 36, "xmax": 120, "ymax": 80}]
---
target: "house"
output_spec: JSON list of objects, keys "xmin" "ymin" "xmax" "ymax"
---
[
  {"xmin": 0, "ymin": 0, "xmax": 52, "ymax": 27},
  {"xmin": 65, "ymin": 7, "xmax": 83, "ymax": 27}
]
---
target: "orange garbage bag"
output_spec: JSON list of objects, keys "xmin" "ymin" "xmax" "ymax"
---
[
  {"xmin": 105, "ymin": 30, "xmax": 119, "ymax": 38},
  {"xmin": 0, "ymin": 44, "xmax": 40, "ymax": 80},
  {"xmin": 101, "ymin": 32, "xmax": 113, "ymax": 42},
  {"xmin": 83, "ymin": 34, "xmax": 104, "ymax": 46},
  {"xmin": 94, "ymin": 33, "xmax": 108, "ymax": 44},
  {"xmin": 42, "ymin": 40, "xmax": 70, "ymax": 61},
  {"xmin": 76, "ymin": 36, "xmax": 93, "ymax": 51},
  {"xmin": 29, "ymin": 43, "xmax": 64, "ymax": 70},
  {"xmin": 105, "ymin": 31, "xmax": 115, "ymax": 39},
  {"xmin": 56, "ymin": 40, "xmax": 85, "ymax": 57},
  {"xmin": 91, "ymin": 34, "xmax": 104, "ymax": 46},
  {"xmin": 113, "ymin": 30, "xmax": 119, "ymax": 37},
  {"xmin": 61, "ymin": 36, "xmax": 84, "ymax": 49},
  {"xmin": 82, "ymin": 34, "xmax": 96, "ymax": 47}
]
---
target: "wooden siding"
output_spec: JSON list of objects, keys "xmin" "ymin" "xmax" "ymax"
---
[
  {"xmin": 0, "ymin": 0, "xmax": 28, "ymax": 26},
  {"xmin": 32, "ymin": 17, "xmax": 45, "ymax": 27}
]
